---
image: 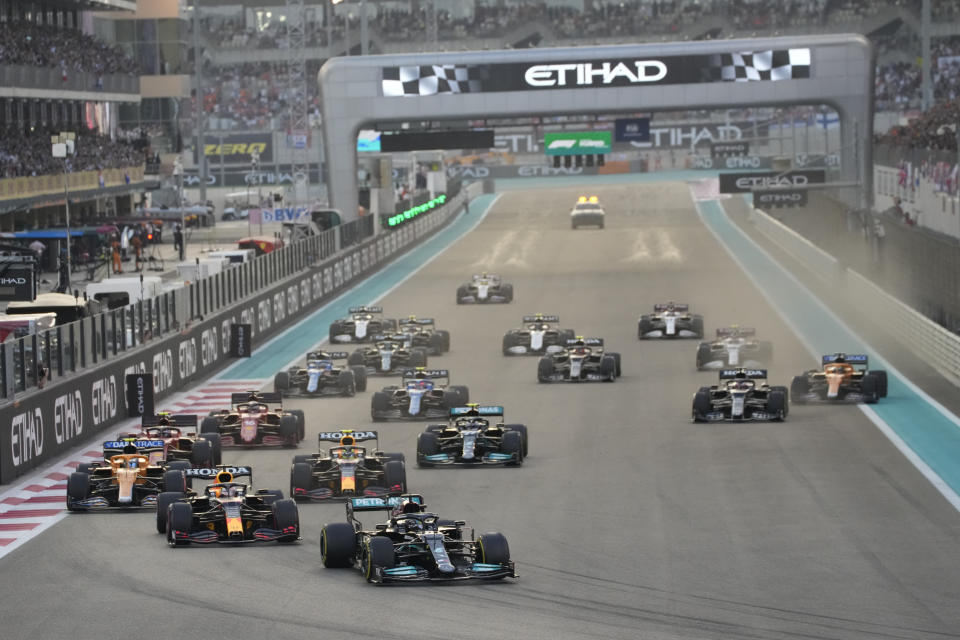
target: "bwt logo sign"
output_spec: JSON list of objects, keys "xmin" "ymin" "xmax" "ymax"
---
[{"xmin": 12, "ymin": 408, "xmax": 44, "ymax": 466}]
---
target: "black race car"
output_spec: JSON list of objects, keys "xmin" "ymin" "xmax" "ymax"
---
[
  {"xmin": 502, "ymin": 314, "xmax": 575, "ymax": 356},
  {"xmin": 274, "ymin": 350, "xmax": 368, "ymax": 397},
  {"xmin": 347, "ymin": 334, "xmax": 428, "ymax": 376},
  {"xmin": 456, "ymin": 273, "xmax": 513, "ymax": 304},
  {"xmin": 201, "ymin": 391, "xmax": 306, "ymax": 447},
  {"xmin": 692, "ymin": 368, "xmax": 788, "ymax": 422},
  {"xmin": 329, "ymin": 306, "xmax": 397, "ymax": 344},
  {"xmin": 638, "ymin": 302, "xmax": 704, "ymax": 339},
  {"xmin": 417, "ymin": 405, "xmax": 528, "ymax": 467},
  {"xmin": 537, "ymin": 337, "xmax": 622, "ymax": 383},
  {"xmin": 320, "ymin": 494, "xmax": 517, "ymax": 583},
  {"xmin": 370, "ymin": 368, "xmax": 470, "ymax": 421},
  {"xmin": 790, "ymin": 353, "xmax": 888, "ymax": 404},
  {"xmin": 158, "ymin": 467, "xmax": 300, "ymax": 546},
  {"xmin": 395, "ymin": 316, "xmax": 450, "ymax": 355},
  {"xmin": 290, "ymin": 430, "xmax": 407, "ymax": 501},
  {"xmin": 695, "ymin": 326, "xmax": 773, "ymax": 370}
]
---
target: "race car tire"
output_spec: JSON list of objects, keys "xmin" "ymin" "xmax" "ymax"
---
[
  {"xmin": 328, "ymin": 321, "xmax": 343, "ymax": 343},
  {"xmin": 861, "ymin": 374, "xmax": 879, "ymax": 404},
  {"xmin": 167, "ymin": 502, "xmax": 194, "ymax": 546},
  {"xmin": 691, "ymin": 315, "xmax": 705, "ymax": 339},
  {"xmin": 437, "ymin": 329, "xmax": 451, "ymax": 352},
  {"xmin": 365, "ymin": 536, "xmax": 396, "ymax": 582},
  {"xmin": 162, "ymin": 469, "xmax": 187, "ymax": 493},
  {"xmin": 501, "ymin": 283, "xmax": 514, "ymax": 302},
  {"xmin": 383, "ymin": 460, "xmax": 407, "ymax": 492},
  {"xmin": 370, "ymin": 391, "xmax": 391, "ymax": 422},
  {"xmin": 76, "ymin": 463, "xmax": 96, "ymax": 475},
  {"xmin": 321, "ymin": 522, "xmax": 357, "ymax": 567},
  {"xmin": 201, "ymin": 433, "xmax": 222, "ymax": 466},
  {"xmin": 290, "ymin": 462, "xmax": 313, "ymax": 500},
  {"xmin": 383, "ymin": 452, "xmax": 406, "ymax": 463},
  {"xmin": 537, "ymin": 357, "xmax": 554, "ymax": 383},
  {"xmin": 771, "ymin": 386, "xmax": 790, "ymax": 417},
  {"xmin": 337, "ymin": 369, "xmax": 357, "ymax": 397},
  {"xmin": 448, "ymin": 385, "xmax": 470, "ymax": 407},
  {"xmin": 505, "ymin": 424, "xmax": 529, "ymax": 458},
  {"xmin": 456, "ymin": 285, "xmax": 469, "ymax": 304},
  {"xmin": 279, "ymin": 415, "xmax": 299, "ymax": 444},
  {"xmin": 692, "ymin": 390, "xmax": 712, "ymax": 422},
  {"xmin": 156, "ymin": 491, "xmax": 185, "ymax": 533},
  {"xmin": 429, "ymin": 332, "xmax": 445, "ymax": 355},
  {"xmin": 766, "ymin": 390, "xmax": 787, "ymax": 421},
  {"xmin": 476, "ymin": 532, "xmax": 511, "ymax": 566},
  {"xmin": 695, "ymin": 343, "xmax": 712, "ymax": 370},
  {"xmin": 189, "ymin": 439, "xmax": 213, "ymax": 468},
  {"xmin": 607, "ymin": 352, "xmax": 622, "ymax": 377},
  {"xmin": 274, "ymin": 371, "xmax": 290, "ymax": 394},
  {"xmin": 869, "ymin": 370, "xmax": 888, "ymax": 398},
  {"xmin": 272, "ymin": 499, "xmax": 300, "ymax": 543},
  {"xmin": 66, "ymin": 472, "xmax": 90, "ymax": 510},
  {"xmin": 347, "ymin": 350, "xmax": 366, "ymax": 367},
  {"xmin": 352, "ymin": 366, "xmax": 368, "ymax": 392},
  {"xmin": 502, "ymin": 332, "xmax": 517, "ymax": 355},
  {"xmin": 638, "ymin": 316, "xmax": 654, "ymax": 339},
  {"xmin": 166, "ymin": 460, "xmax": 190, "ymax": 472},
  {"xmin": 200, "ymin": 416, "xmax": 220, "ymax": 434},
  {"xmin": 599, "ymin": 355, "xmax": 617, "ymax": 382},
  {"xmin": 262, "ymin": 489, "xmax": 285, "ymax": 506},
  {"xmin": 289, "ymin": 410, "xmax": 306, "ymax": 441},
  {"xmin": 417, "ymin": 431, "xmax": 439, "ymax": 466},
  {"xmin": 501, "ymin": 430, "xmax": 523, "ymax": 466},
  {"xmin": 790, "ymin": 375, "xmax": 810, "ymax": 404},
  {"xmin": 410, "ymin": 348, "xmax": 428, "ymax": 368}
]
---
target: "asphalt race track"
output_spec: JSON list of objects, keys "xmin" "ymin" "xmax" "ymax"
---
[{"xmin": 3, "ymin": 181, "xmax": 960, "ymax": 640}]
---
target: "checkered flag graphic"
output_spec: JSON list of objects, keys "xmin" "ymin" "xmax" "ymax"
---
[
  {"xmin": 709, "ymin": 48, "xmax": 810, "ymax": 82},
  {"xmin": 382, "ymin": 65, "xmax": 483, "ymax": 96}
]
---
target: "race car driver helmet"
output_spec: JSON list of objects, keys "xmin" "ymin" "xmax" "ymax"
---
[
  {"xmin": 573, "ymin": 346, "xmax": 588, "ymax": 355},
  {"xmin": 732, "ymin": 380, "xmax": 752, "ymax": 390},
  {"xmin": 339, "ymin": 446, "xmax": 358, "ymax": 459},
  {"xmin": 246, "ymin": 401, "xmax": 260, "ymax": 412}
]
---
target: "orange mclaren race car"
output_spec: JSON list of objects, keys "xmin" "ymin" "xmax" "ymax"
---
[
  {"xmin": 66, "ymin": 445, "xmax": 188, "ymax": 511},
  {"xmin": 790, "ymin": 353, "xmax": 888, "ymax": 404}
]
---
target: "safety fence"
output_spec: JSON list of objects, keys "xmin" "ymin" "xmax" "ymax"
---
[
  {"xmin": 0, "ymin": 184, "xmax": 476, "ymax": 482},
  {"xmin": 747, "ymin": 204, "xmax": 960, "ymax": 386}
]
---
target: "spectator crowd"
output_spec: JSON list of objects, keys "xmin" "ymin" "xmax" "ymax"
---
[
  {"xmin": 0, "ymin": 21, "xmax": 138, "ymax": 76},
  {"xmin": 0, "ymin": 128, "xmax": 146, "ymax": 179}
]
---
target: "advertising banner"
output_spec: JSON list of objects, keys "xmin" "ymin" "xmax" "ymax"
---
[
  {"xmin": 621, "ymin": 121, "xmax": 769, "ymax": 150},
  {"xmin": 719, "ymin": 170, "xmax": 826, "ymax": 194},
  {"xmin": 614, "ymin": 118, "xmax": 650, "ymax": 142},
  {"xmin": 544, "ymin": 132, "xmax": 612, "ymax": 156},
  {"xmin": 711, "ymin": 141, "xmax": 749, "ymax": 157},
  {"xmin": 753, "ymin": 189, "xmax": 808, "ymax": 207},
  {"xmin": 125, "ymin": 373, "xmax": 155, "ymax": 418},
  {"xmin": 230, "ymin": 324, "xmax": 252, "ymax": 357},
  {"xmin": 194, "ymin": 133, "xmax": 273, "ymax": 164},
  {"xmin": 445, "ymin": 164, "xmax": 600, "ymax": 179},
  {"xmin": 690, "ymin": 155, "xmax": 773, "ymax": 170}
]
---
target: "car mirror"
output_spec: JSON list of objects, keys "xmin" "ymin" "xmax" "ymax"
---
[
  {"xmin": 375, "ymin": 524, "xmax": 388, "ymax": 531},
  {"xmin": 454, "ymin": 520, "xmax": 466, "ymax": 526}
]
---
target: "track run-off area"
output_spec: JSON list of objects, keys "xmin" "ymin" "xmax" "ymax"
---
[{"xmin": 2, "ymin": 176, "xmax": 960, "ymax": 640}]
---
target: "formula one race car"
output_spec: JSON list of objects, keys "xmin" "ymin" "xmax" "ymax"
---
[
  {"xmin": 329, "ymin": 306, "xmax": 397, "ymax": 343},
  {"xmin": 158, "ymin": 467, "xmax": 300, "ymax": 546},
  {"xmin": 395, "ymin": 316, "xmax": 450, "ymax": 355},
  {"xmin": 109, "ymin": 413, "xmax": 222, "ymax": 468},
  {"xmin": 638, "ymin": 302, "xmax": 704, "ymax": 339},
  {"xmin": 570, "ymin": 195, "xmax": 605, "ymax": 229},
  {"xmin": 320, "ymin": 494, "xmax": 517, "ymax": 583},
  {"xmin": 790, "ymin": 354, "xmax": 888, "ymax": 404},
  {"xmin": 695, "ymin": 326, "xmax": 773, "ymax": 370},
  {"xmin": 417, "ymin": 405, "xmax": 528, "ymax": 467},
  {"xmin": 691, "ymin": 368, "xmax": 788, "ymax": 422},
  {"xmin": 502, "ymin": 314, "xmax": 575, "ymax": 356},
  {"xmin": 456, "ymin": 273, "xmax": 513, "ymax": 304},
  {"xmin": 274, "ymin": 350, "xmax": 368, "ymax": 397},
  {"xmin": 290, "ymin": 430, "xmax": 407, "ymax": 500},
  {"xmin": 67, "ymin": 445, "xmax": 188, "ymax": 511},
  {"xmin": 370, "ymin": 368, "xmax": 470, "ymax": 421},
  {"xmin": 201, "ymin": 391, "xmax": 306, "ymax": 447},
  {"xmin": 537, "ymin": 337, "xmax": 622, "ymax": 383},
  {"xmin": 347, "ymin": 334, "xmax": 428, "ymax": 376}
]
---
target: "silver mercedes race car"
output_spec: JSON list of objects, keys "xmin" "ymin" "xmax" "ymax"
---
[
  {"xmin": 456, "ymin": 273, "xmax": 513, "ymax": 304},
  {"xmin": 329, "ymin": 306, "xmax": 397, "ymax": 344},
  {"xmin": 502, "ymin": 313, "xmax": 575, "ymax": 356},
  {"xmin": 695, "ymin": 326, "xmax": 772, "ymax": 370},
  {"xmin": 638, "ymin": 302, "xmax": 704, "ymax": 339}
]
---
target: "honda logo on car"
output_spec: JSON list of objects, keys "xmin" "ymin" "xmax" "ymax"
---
[
  {"xmin": 524, "ymin": 61, "xmax": 667, "ymax": 87},
  {"xmin": 185, "ymin": 466, "xmax": 251, "ymax": 477},
  {"xmin": 319, "ymin": 431, "xmax": 377, "ymax": 439}
]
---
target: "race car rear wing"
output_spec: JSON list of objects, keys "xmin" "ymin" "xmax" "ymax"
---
[
  {"xmin": 471, "ymin": 273, "xmax": 500, "ymax": 281},
  {"xmin": 102, "ymin": 438, "xmax": 165, "ymax": 452},
  {"xmin": 654, "ymin": 303, "xmax": 689, "ymax": 312},
  {"xmin": 348, "ymin": 305, "xmax": 382, "ymax": 314},
  {"xmin": 565, "ymin": 338, "xmax": 604, "ymax": 346},
  {"xmin": 398, "ymin": 317, "xmax": 435, "ymax": 326},
  {"xmin": 307, "ymin": 351, "xmax": 349, "ymax": 360},
  {"xmin": 522, "ymin": 315, "xmax": 559, "ymax": 323},
  {"xmin": 184, "ymin": 465, "xmax": 253, "ymax": 481},
  {"xmin": 450, "ymin": 405, "xmax": 504, "ymax": 417},
  {"xmin": 716, "ymin": 327, "xmax": 756, "ymax": 337},
  {"xmin": 822, "ymin": 353, "xmax": 869, "ymax": 368},
  {"xmin": 141, "ymin": 414, "xmax": 198, "ymax": 428},
  {"xmin": 347, "ymin": 494, "xmax": 424, "ymax": 515},
  {"xmin": 401, "ymin": 368, "xmax": 450, "ymax": 383},
  {"xmin": 231, "ymin": 391, "xmax": 283, "ymax": 406},
  {"xmin": 719, "ymin": 369, "xmax": 768, "ymax": 379},
  {"xmin": 318, "ymin": 430, "xmax": 378, "ymax": 444}
]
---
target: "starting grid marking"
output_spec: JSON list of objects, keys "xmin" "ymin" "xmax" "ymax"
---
[{"xmin": 0, "ymin": 378, "xmax": 268, "ymax": 557}]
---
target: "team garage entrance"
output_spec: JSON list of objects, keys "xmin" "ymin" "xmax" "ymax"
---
[{"xmin": 318, "ymin": 34, "xmax": 873, "ymax": 224}]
